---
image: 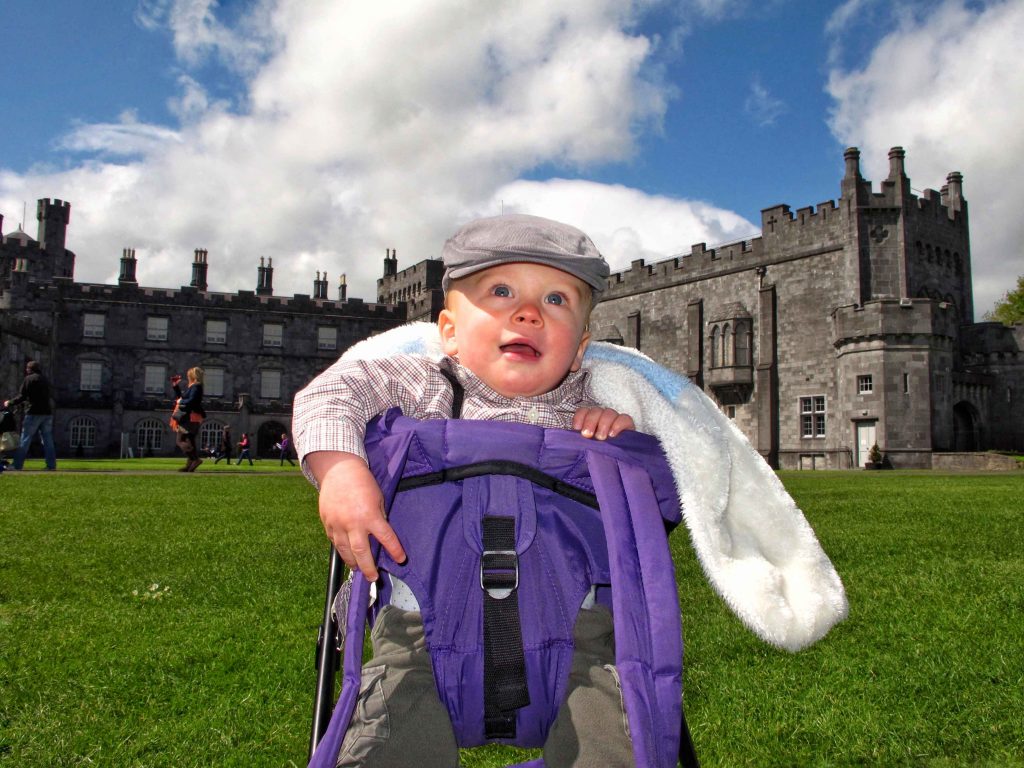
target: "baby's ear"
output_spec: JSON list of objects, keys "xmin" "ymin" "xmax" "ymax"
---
[
  {"xmin": 570, "ymin": 329, "xmax": 591, "ymax": 372},
  {"xmin": 438, "ymin": 309, "xmax": 458, "ymax": 356}
]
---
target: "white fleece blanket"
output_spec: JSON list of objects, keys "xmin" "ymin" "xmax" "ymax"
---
[{"xmin": 341, "ymin": 322, "xmax": 848, "ymax": 652}]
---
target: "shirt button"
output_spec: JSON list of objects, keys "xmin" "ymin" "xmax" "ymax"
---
[{"xmin": 526, "ymin": 406, "xmax": 540, "ymax": 424}]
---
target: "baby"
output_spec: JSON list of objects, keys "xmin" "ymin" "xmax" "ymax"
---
[{"xmin": 295, "ymin": 214, "xmax": 639, "ymax": 767}]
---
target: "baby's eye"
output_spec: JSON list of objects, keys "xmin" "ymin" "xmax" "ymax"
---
[
  {"xmin": 544, "ymin": 293, "xmax": 565, "ymax": 306},
  {"xmin": 492, "ymin": 285, "xmax": 511, "ymax": 297}
]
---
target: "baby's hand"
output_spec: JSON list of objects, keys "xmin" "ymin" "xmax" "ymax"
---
[
  {"xmin": 572, "ymin": 407, "xmax": 635, "ymax": 440},
  {"xmin": 306, "ymin": 451, "xmax": 406, "ymax": 582}
]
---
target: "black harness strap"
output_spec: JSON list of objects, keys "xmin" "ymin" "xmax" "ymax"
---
[
  {"xmin": 481, "ymin": 515, "xmax": 530, "ymax": 738},
  {"xmin": 439, "ymin": 364, "xmax": 529, "ymax": 739},
  {"xmin": 438, "ymin": 365, "xmax": 464, "ymax": 419}
]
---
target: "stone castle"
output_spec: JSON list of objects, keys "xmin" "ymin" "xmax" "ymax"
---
[
  {"xmin": 2, "ymin": 147, "xmax": 1021, "ymax": 464},
  {"xmin": 0, "ymin": 205, "xmax": 403, "ymax": 457},
  {"xmin": 378, "ymin": 147, "xmax": 1023, "ymax": 468}
]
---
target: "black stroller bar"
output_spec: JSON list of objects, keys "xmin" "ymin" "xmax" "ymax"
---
[{"xmin": 309, "ymin": 546, "xmax": 347, "ymax": 761}]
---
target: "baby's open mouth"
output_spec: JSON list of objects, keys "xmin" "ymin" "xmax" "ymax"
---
[{"xmin": 500, "ymin": 343, "xmax": 540, "ymax": 358}]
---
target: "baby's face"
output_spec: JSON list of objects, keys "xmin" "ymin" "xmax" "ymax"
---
[{"xmin": 438, "ymin": 262, "xmax": 592, "ymax": 398}]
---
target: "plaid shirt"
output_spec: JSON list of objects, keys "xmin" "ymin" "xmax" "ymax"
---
[{"xmin": 293, "ymin": 354, "xmax": 594, "ymax": 484}]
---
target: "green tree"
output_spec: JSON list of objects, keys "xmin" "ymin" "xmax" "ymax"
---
[{"xmin": 985, "ymin": 274, "xmax": 1024, "ymax": 325}]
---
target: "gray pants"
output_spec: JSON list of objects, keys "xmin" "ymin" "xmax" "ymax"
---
[{"xmin": 336, "ymin": 605, "xmax": 635, "ymax": 768}]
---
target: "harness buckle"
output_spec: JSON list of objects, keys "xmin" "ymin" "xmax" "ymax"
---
[{"xmin": 480, "ymin": 549, "xmax": 518, "ymax": 599}]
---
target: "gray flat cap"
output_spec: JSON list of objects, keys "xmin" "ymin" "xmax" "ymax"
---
[{"xmin": 442, "ymin": 213, "xmax": 609, "ymax": 294}]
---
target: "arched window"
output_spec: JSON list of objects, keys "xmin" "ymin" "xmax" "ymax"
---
[
  {"xmin": 136, "ymin": 418, "xmax": 165, "ymax": 452},
  {"xmin": 709, "ymin": 326, "xmax": 719, "ymax": 369},
  {"xmin": 735, "ymin": 321, "xmax": 751, "ymax": 366},
  {"xmin": 69, "ymin": 416, "xmax": 97, "ymax": 448},
  {"xmin": 200, "ymin": 421, "xmax": 227, "ymax": 453},
  {"xmin": 722, "ymin": 323, "xmax": 732, "ymax": 366}
]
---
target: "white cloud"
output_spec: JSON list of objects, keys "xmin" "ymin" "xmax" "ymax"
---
[
  {"xmin": 56, "ymin": 111, "xmax": 182, "ymax": 158},
  {"xmin": 827, "ymin": 0, "xmax": 1024, "ymax": 317},
  {"xmin": 744, "ymin": 77, "xmax": 786, "ymax": 127},
  {"xmin": 136, "ymin": 0, "xmax": 279, "ymax": 73},
  {"xmin": 6, "ymin": 0, "xmax": 735, "ymax": 302},
  {"xmin": 487, "ymin": 179, "xmax": 757, "ymax": 270}
]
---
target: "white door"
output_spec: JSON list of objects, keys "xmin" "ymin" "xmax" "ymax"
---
[{"xmin": 856, "ymin": 421, "xmax": 877, "ymax": 467}]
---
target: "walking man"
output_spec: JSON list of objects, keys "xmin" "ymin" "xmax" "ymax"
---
[{"xmin": 3, "ymin": 360, "xmax": 57, "ymax": 471}]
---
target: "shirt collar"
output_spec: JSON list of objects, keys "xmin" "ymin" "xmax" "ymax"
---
[{"xmin": 441, "ymin": 355, "xmax": 590, "ymax": 406}]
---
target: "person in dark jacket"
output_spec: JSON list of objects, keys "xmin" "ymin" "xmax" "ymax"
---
[
  {"xmin": 213, "ymin": 425, "xmax": 233, "ymax": 464},
  {"xmin": 3, "ymin": 360, "xmax": 57, "ymax": 471},
  {"xmin": 171, "ymin": 366, "xmax": 206, "ymax": 472}
]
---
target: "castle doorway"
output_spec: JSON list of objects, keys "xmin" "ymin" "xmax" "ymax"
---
[
  {"xmin": 257, "ymin": 420, "xmax": 289, "ymax": 457},
  {"xmin": 952, "ymin": 401, "xmax": 981, "ymax": 451},
  {"xmin": 854, "ymin": 420, "xmax": 877, "ymax": 467}
]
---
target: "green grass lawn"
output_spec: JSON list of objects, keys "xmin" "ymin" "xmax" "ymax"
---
[{"xmin": 1, "ymin": 470, "xmax": 1022, "ymax": 767}]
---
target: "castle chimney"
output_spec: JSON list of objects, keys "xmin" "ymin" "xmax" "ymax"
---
[
  {"xmin": 339, "ymin": 273, "xmax": 348, "ymax": 302},
  {"xmin": 384, "ymin": 248, "xmax": 398, "ymax": 278},
  {"xmin": 190, "ymin": 248, "xmax": 209, "ymax": 291},
  {"xmin": 256, "ymin": 256, "xmax": 274, "ymax": 296},
  {"xmin": 887, "ymin": 147, "xmax": 906, "ymax": 180},
  {"xmin": 313, "ymin": 270, "xmax": 329, "ymax": 299},
  {"xmin": 843, "ymin": 147, "xmax": 861, "ymax": 179},
  {"xmin": 119, "ymin": 247, "xmax": 138, "ymax": 285}
]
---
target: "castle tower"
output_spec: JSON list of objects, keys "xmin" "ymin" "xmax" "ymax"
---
[
  {"xmin": 256, "ymin": 257, "xmax": 274, "ymax": 296},
  {"xmin": 36, "ymin": 198, "xmax": 70, "ymax": 253},
  {"xmin": 118, "ymin": 248, "xmax": 138, "ymax": 286},
  {"xmin": 384, "ymin": 248, "xmax": 398, "ymax": 278},
  {"xmin": 31, "ymin": 198, "xmax": 75, "ymax": 280},
  {"xmin": 191, "ymin": 249, "xmax": 209, "ymax": 291}
]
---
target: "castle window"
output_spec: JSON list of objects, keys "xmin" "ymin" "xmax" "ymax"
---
[
  {"xmin": 68, "ymin": 416, "xmax": 97, "ymax": 449},
  {"xmin": 206, "ymin": 319, "xmax": 227, "ymax": 345},
  {"xmin": 199, "ymin": 421, "xmax": 227, "ymax": 454},
  {"xmin": 318, "ymin": 326, "xmax": 338, "ymax": 351},
  {"xmin": 800, "ymin": 396, "xmax": 826, "ymax": 438},
  {"xmin": 144, "ymin": 364, "xmax": 166, "ymax": 394},
  {"xmin": 726, "ymin": 405, "xmax": 736, "ymax": 419},
  {"xmin": 709, "ymin": 324, "xmax": 747, "ymax": 367},
  {"xmin": 260, "ymin": 369, "xmax": 282, "ymax": 399},
  {"xmin": 263, "ymin": 323, "xmax": 283, "ymax": 348},
  {"xmin": 135, "ymin": 418, "xmax": 164, "ymax": 452},
  {"xmin": 903, "ymin": 373, "xmax": 910, "ymax": 395},
  {"xmin": 857, "ymin": 375, "xmax": 873, "ymax": 394},
  {"xmin": 83, "ymin": 313, "xmax": 105, "ymax": 339},
  {"xmin": 80, "ymin": 361, "xmax": 102, "ymax": 392},
  {"xmin": 734, "ymin": 321, "xmax": 751, "ymax": 366},
  {"xmin": 204, "ymin": 367, "xmax": 225, "ymax": 398},
  {"xmin": 146, "ymin": 316, "xmax": 168, "ymax": 341}
]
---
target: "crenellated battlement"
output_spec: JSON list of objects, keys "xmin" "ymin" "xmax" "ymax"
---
[
  {"xmin": 53, "ymin": 279, "xmax": 405, "ymax": 318},
  {"xmin": 602, "ymin": 233, "xmax": 779, "ymax": 300},
  {"xmin": 761, "ymin": 199, "xmax": 841, "ymax": 235}
]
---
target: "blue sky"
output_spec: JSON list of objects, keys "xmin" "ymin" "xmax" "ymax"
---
[{"xmin": 2, "ymin": 0, "xmax": 1021, "ymax": 316}]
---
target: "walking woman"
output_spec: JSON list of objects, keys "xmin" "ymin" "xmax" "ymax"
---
[{"xmin": 171, "ymin": 367, "xmax": 206, "ymax": 472}]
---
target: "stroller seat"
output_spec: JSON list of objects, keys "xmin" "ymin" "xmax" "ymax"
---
[{"xmin": 308, "ymin": 409, "xmax": 698, "ymax": 768}]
